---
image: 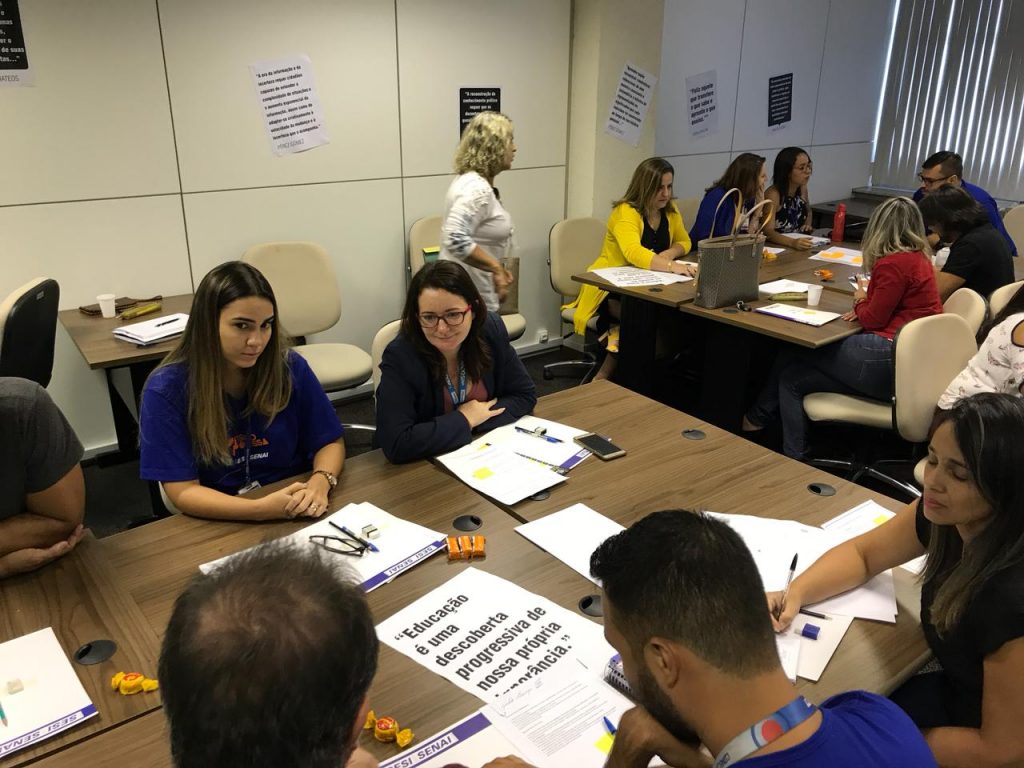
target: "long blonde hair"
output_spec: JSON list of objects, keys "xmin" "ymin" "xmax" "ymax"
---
[
  {"xmin": 454, "ymin": 112, "xmax": 513, "ymax": 181},
  {"xmin": 153, "ymin": 262, "xmax": 292, "ymax": 465},
  {"xmin": 613, "ymin": 157, "xmax": 678, "ymax": 217},
  {"xmin": 860, "ymin": 196, "xmax": 931, "ymax": 272}
]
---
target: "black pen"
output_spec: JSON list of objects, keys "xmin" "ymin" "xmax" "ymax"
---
[
  {"xmin": 799, "ymin": 608, "xmax": 831, "ymax": 621},
  {"xmin": 781, "ymin": 554, "xmax": 798, "ymax": 608},
  {"xmin": 154, "ymin": 317, "xmax": 177, "ymax": 327}
]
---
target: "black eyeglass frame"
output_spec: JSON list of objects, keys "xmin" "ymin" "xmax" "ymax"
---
[{"xmin": 309, "ymin": 534, "xmax": 367, "ymax": 556}]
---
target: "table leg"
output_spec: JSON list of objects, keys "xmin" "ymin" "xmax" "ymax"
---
[
  {"xmin": 696, "ymin": 320, "xmax": 754, "ymax": 432},
  {"xmin": 613, "ymin": 295, "xmax": 659, "ymax": 396}
]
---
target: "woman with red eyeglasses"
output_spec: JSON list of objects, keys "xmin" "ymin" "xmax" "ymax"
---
[{"xmin": 375, "ymin": 261, "xmax": 537, "ymax": 464}]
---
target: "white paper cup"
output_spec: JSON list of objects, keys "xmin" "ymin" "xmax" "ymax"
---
[
  {"xmin": 97, "ymin": 293, "xmax": 117, "ymax": 319},
  {"xmin": 807, "ymin": 285, "xmax": 823, "ymax": 307}
]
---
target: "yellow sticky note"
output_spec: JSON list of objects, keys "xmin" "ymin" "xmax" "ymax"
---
[
  {"xmin": 595, "ymin": 733, "xmax": 614, "ymax": 754},
  {"xmin": 872, "ymin": 514, "xmax": 892, "ymax": 526},
  {"xmin": 472, "ymin": 467, "xmax": 494, "ymax": 480}
]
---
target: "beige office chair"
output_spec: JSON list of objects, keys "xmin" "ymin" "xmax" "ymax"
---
[
  {"xmin": 943, "ymin": 287, "xmax": 987, "ymax": 335},
  {"xmin": 0, "ymin": 277, "xmax": 60, "ymax": 387},
  {"xmin": 242, "ymin": 242, "xmax": 374, "ymax": 431},
  {"xmin": 803, "ymin": 313, "xmax": 977, "ymax": 497},
  {"xmin": 544, "ymin": 217, "xmax": 605, "ymax": 381},
  {"xmin": 1004, "ymin": 204, "xmax": 1024, "ymax": 259},
  {"xmin": 989, "ymin": 280, "xmax": 1024, "ymax": 317},
  {"xmin": 677, "ymin": 196, "xmax": 701, "ymax": 231},
  {"xmin": 406, "ymin": 216, "xmax": 526, "ymax": 341},
  {"xmin": 371, "ymin": 319, "xmax": 402, "ymax": 394}
]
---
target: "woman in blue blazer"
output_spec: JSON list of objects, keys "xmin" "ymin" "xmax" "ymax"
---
[{"xmin": 375, "ymin": 261, "xmax": 537, "ymax": 463}]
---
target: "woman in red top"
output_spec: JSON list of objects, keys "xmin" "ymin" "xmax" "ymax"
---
[{"xmin": 744, "ymin": 196, "xmax": 943, "ymax": 459}]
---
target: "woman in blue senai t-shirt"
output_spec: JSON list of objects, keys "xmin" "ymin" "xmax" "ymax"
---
[{"xmin": 140, "ymin": 261, "xmax": 344, "ymax": 521}]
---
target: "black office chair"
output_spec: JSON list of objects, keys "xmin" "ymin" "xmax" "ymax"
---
[{"xmin": 0, "ymin": 278, "xmax": 60, "ymax": 387}]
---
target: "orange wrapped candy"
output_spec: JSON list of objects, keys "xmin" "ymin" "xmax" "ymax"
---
[
  {"xmin": 363, "ymin": 710, "xmax": 376, "ymax": 730},
  {"xmin": 396, "ymin": 728, "xmax": 414, "ymax": 748},
  {"xmin": 813, "ymin": 268, "xmax": 834, "ymax": 281},
  {"xmin": 374, "ymin": 716, "xmax": 399, "ymax": 742}
]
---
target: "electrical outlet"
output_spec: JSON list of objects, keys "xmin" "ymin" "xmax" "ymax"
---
[{"xmin": 537, "ymin": 328, "xmax": 549, "ymax": 343}]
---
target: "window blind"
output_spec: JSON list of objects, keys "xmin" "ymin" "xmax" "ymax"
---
[{"xmin": 872, "ymin": 0, "xmax": 1024, "ymax": 201}]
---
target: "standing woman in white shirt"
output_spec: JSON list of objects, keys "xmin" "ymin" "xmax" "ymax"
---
[{"xmin": 439, "ymin": 111, "xmax": 516, "ymax": 312}]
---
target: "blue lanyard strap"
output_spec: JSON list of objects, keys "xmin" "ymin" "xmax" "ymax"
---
[
  {"xmin": 444, "ymin": 361, "xmax": 467, "ymax": 407},
  {"xmin": 713, "ymin": 696, "xmax": 817, "ymax": 768}
]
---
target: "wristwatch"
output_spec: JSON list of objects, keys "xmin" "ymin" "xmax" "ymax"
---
[{"xmin": 311, "ymin": 469, "xmax": 337, "ymax": 489}]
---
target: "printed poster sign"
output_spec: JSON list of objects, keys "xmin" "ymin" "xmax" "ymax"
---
[
  {"xmin": 377, "ymin": 568, "xmax": 612, "ymax": 703},
  {"xmin": 686, "ymin": 69, "xmax": 718, "ymax": 137},
  {"xmin": 768, "ymin": 72, "xmax": 793, "ymax": 129},
  {"xmin": 604, "ymin": 61, "xmax": 657, "ymax": 147},
  {"xmin": 0, "ymin": 0, "xmax": 31, "ymax": 86},
  {"xmin": 460, "ymin": 87, "xmax": 501, "ymax": 137},
  {"xmin": 249, "ymin": 54, "xmax": 329, "ymax": 156}
]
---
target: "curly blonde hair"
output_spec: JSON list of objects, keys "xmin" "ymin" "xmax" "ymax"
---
[{"xmin": 454, "ymin": 112, "xmax": 514, "ymax": 180}]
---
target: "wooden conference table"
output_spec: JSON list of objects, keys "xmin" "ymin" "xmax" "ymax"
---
[
  {"xmin": 58, "ymin": 294, "xmax": 194, "ymax": 461},
  {"xmin": 20, "ymin": 382, "xmax": 928, "ymax": 767},
  {"xmin": 573, "ymin": 243, "xmax": 866, "ymax": 428}
]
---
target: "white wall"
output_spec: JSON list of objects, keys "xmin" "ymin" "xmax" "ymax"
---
[
  {"xmin": 656, "ymin": 0, "xmax": 894, "ymax": 207},
  {"xmin": 0, "ymin": 0, "xmax": 570, "ymax": 454}
]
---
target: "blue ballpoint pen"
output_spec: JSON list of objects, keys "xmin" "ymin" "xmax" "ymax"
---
[
  {"xmin": 515, "ymin": 425, "xmax": 563, "ymax": 443},
  {"xmin": 329, "ymin": 521, "xmax": 380, "ymax": 553},
  {"xmin": 603, "ymin": 716, "xmax": 617, "ymax": 736}
]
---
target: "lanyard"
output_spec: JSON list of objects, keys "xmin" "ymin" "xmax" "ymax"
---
[
  {"xmin": 242, "ymin": 414, "xmax": 253, "ymax": 487},
  {"xmin": 713, "ymin": 696, "xmax": 817, "ymax": 768},
  {"xmin": 444, "ymin": 360, "xmax": 467, "ymax": 407}
]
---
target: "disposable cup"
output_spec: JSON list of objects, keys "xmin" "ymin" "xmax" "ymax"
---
[
  {"xmin": 807, "ymin": 285, "xmax": 823, "ymax": 307},
  {"xmin": 97, "ymin": 294, "xmax": 117, "ymax": 319}
]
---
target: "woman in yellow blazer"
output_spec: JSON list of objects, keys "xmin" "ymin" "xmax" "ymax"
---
[{"xmin": 566, "ymin": 157, "xmax": 694, "ymax": 380}]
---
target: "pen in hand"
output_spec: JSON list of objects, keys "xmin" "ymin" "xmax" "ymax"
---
[{"xmin": 776, "ymin": 553, "xmax": 798, "ymax": 620}]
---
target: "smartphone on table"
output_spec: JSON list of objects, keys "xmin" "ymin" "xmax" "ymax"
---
[{"xmin": 573, "ymin": 433, "xmax": 626, "ymax": 461}]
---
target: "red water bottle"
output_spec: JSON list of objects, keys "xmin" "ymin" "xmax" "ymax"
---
[{"xmin": 832, "ymin": 203, "xmax": 846, "ymax": 243}]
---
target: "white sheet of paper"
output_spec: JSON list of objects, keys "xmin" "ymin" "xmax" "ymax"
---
[
  {"xmin": 436, "ymin": 441, "xmax": 566, "ymax": 505},
  {"xmin": 112, "ymin": 312, "xmax": 189, "ymax": 344},
  {"xmin": 379, "ymin": 711, "xmax": 520, "ymax": 768},
  {"xmin": 787, "ymin": 613, "xmax": 854, "ymax": 681},
  {"xmin": 775, "ymin": 632, "xmax": 801, "ymax": 682},
  {"xmin": 604, "ymin": 62, "xmax": 657, "ymax": 146},
  {"xmin": 516, "ymin": 504, "xmax": 624, "ymax": 585},
  {"xmin": 483, "ymin": 416, "xmax": 592, "ymax": 471},
  {"xmin": 485, "ymin": 666, "xmax": 632, "ymax": 766},
  {"xmin": 199, "ymin": 502, "xmax": 445, "ymax": 592},
  {"xmin": 822, "ymin": 501, "xmax": 926, "ymax": 575},
  {"xmin": 591, "ymin": 266, "xmax": 692, "ymax": 287},
  {"xmin": 0, "ymin": 628, "xmax": 98, "ymax": 758},
  {"xmin": 759, "ymin": 279, "xmax": 812, "ymax": 294},
  {"xmin": 249, "ymin": 54, "xmax": 330, "ymax": 155},
  {"xmin": 764, "ymin": 246, "xmax": 787, "ymax": 254},
  {"xmin": 707, "ymin": 512, "xmax": 897, "ymax": 622},
  {"xmin": 809, "ymin": 247, "xmax": 863, "ymax": 266},
  {"xmin": 376, "ymin": 568, "xmax": 613, "ymax": 703},
  {"xmin": 754, "ymin": 303, "xmax": 841, "ymax": 326}
]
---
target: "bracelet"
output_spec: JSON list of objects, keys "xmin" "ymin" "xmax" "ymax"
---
[{"xmin": 311, "ymin": 469, "xmax": 337, "ymax": 489}]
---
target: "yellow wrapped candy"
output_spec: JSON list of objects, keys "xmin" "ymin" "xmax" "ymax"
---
[
  {"xmin": 396, "ymin": 728, "xmax": 414, "ymax": 748},
  {"xmin": 363, "ymin": 710, "xmax": 376, "ymax": 730},
  {"xmin": 110, "ymin": 671, "xmax": 158, "ymax": 695}
]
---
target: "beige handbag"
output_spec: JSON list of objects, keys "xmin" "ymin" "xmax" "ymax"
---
[{"xmin": 694, "ymin": 189, "xmax": 775, "ymax": 309}]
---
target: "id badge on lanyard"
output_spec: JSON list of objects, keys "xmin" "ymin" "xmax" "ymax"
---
[{"xmin": 444, "ymin": 361, "xmax": 467, "ymax": 407}]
